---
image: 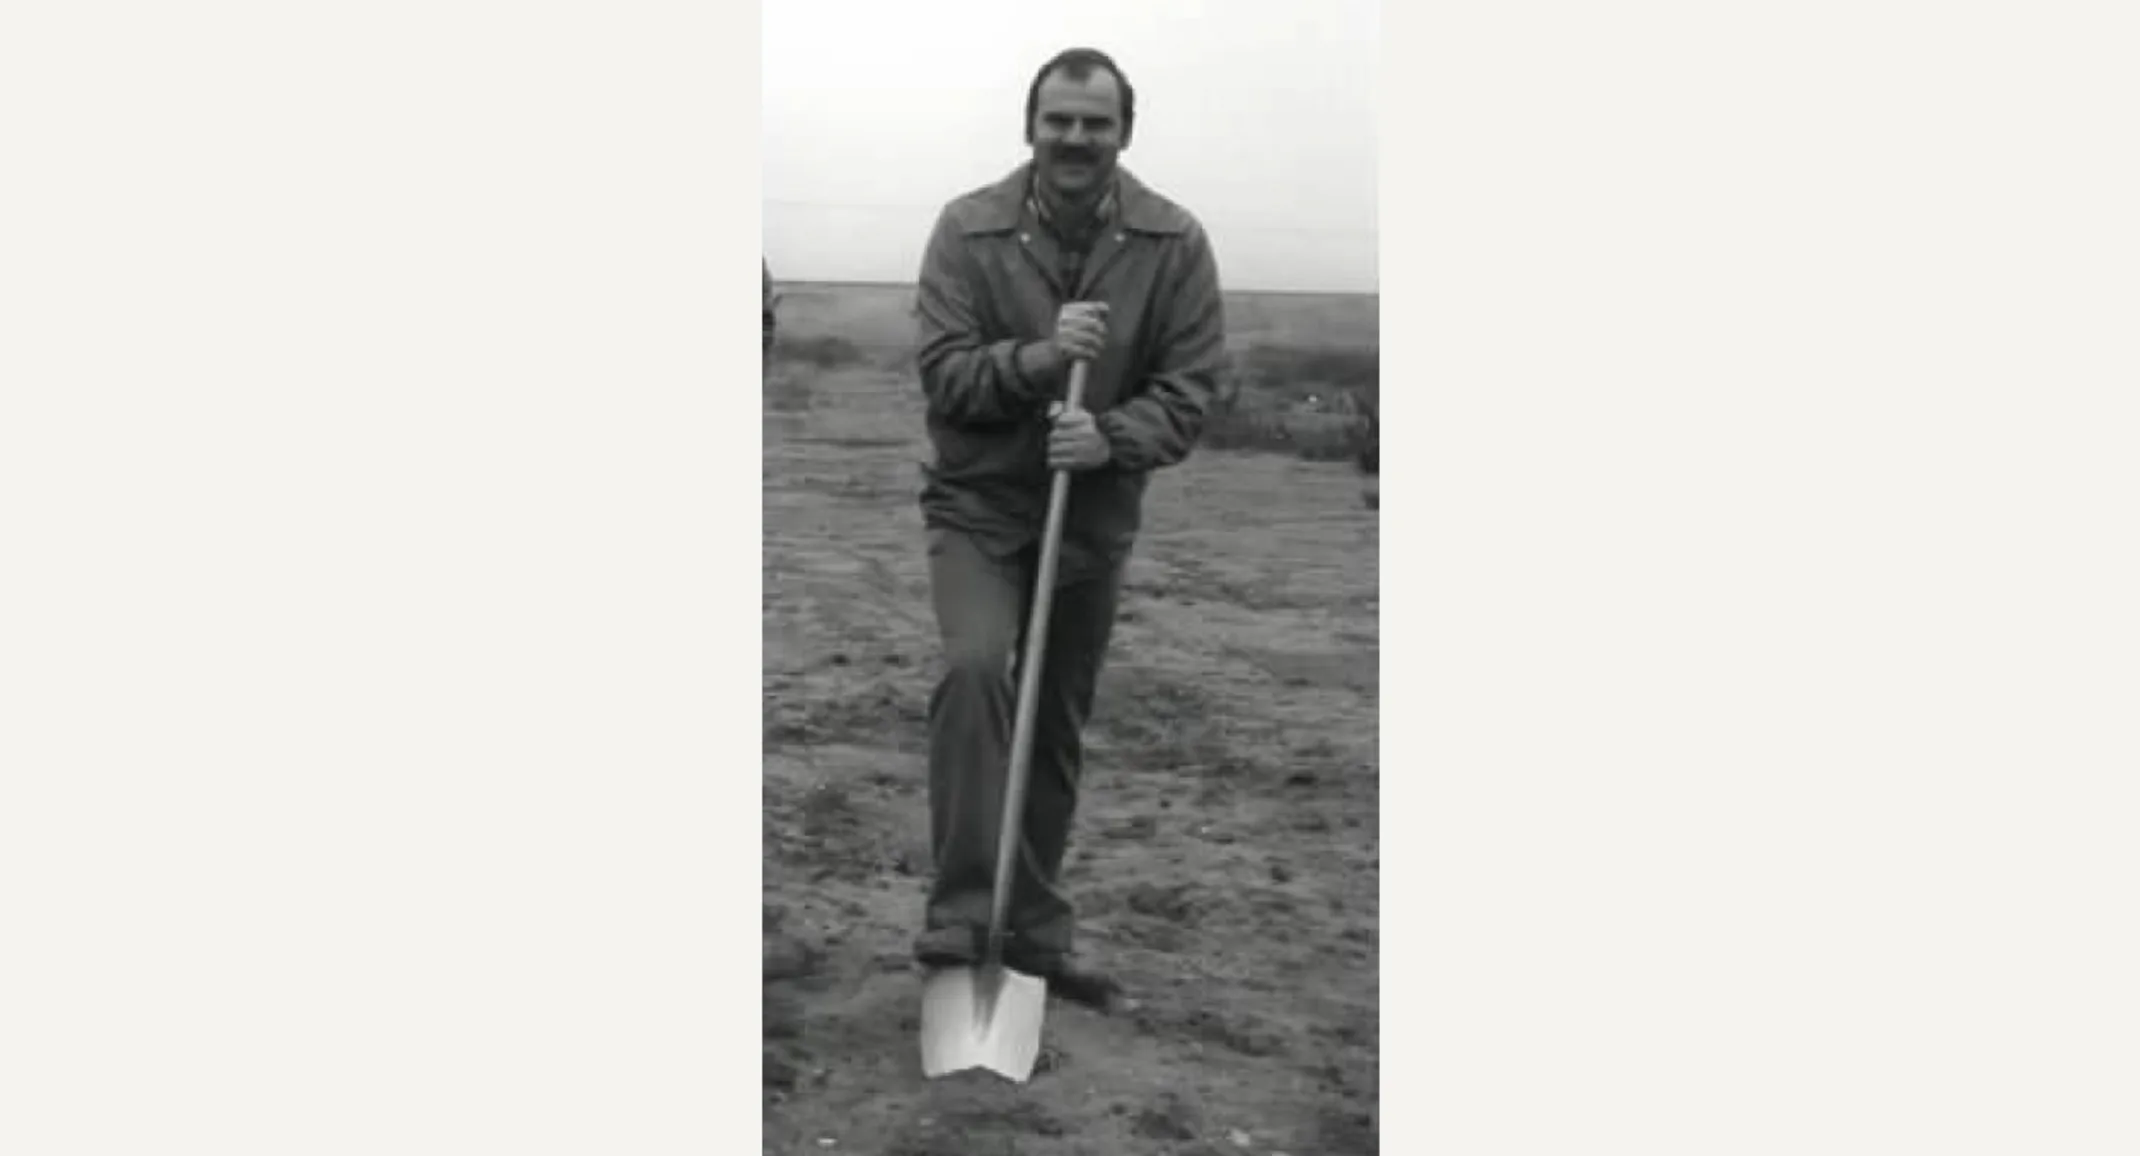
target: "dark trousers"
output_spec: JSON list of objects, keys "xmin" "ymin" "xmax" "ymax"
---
[{"xmin": 920, "ymin": 526, "xmax": 1121, "ymax": 965}]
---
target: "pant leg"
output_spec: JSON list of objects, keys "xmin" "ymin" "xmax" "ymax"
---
[
  {"xmin": 919, "ymin": 528, "xmax": 1030, "ymax": 946},
  {"xmin": 1004, "ymin": 559, "xmax": 1125, "ymax": 961}
]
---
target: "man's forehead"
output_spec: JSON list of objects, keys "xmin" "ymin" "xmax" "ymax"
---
[{"xmin": 1034, "ymin": 68, "xmax": 1122, "ymax": 117}]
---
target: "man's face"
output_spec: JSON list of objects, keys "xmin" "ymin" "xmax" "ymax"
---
[{"xmin": 1029, "ymin": 67, "xmax": 1125, "ymax": 202}]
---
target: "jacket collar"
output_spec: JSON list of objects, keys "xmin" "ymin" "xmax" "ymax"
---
[{"xmin": 1027, "ymin": 168, "xmax": 1118, "ymax": 235}]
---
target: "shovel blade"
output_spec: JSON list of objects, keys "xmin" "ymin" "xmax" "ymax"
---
[{"xmin": 918, "ymin": 964, "xmax": 1048, "ymax": 1082}]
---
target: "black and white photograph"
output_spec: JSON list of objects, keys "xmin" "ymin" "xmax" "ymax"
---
[{"xmin": 761, "ymin": 1, "xmax": 1380, "ymax": 1150}]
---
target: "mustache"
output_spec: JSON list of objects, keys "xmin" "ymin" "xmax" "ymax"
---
[{"xmin": 1049, "ymin": 145, "xmax": 1104, "ymax": 164}]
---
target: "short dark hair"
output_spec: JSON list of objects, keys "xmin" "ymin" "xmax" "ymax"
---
[{"xmin": 1023, "ymin": 47, "xmax": 1135, "ymax": 146}]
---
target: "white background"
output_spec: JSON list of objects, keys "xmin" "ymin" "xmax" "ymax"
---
[{"xmin": 5, "ymin": 1, "xmax": 2138, "ymax": 1152}]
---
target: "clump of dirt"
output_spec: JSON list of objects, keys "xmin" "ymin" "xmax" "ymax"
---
[
  {"xmin": 1133, "ymin": 1002, "xmax": 1291, "ymax": 1058},
  {"xmin": 762, "ymin": 932, "xmax": 823, "ymax": 983},
  {"xmin": 1131, "ymin": 1091, "xmax": 1203, "ymax": 1140},
  {"xmin": 1124, "ymin": 879, "xmax": 1203, "ymax": 921}
]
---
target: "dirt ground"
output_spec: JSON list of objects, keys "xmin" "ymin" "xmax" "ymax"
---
[{"xmin": 762, "ymin": 285, "xmax": 1378, "ymax": 1155}]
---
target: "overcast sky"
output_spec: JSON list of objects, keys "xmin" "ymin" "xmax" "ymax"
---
[{"xmin": 761, "ymin": 0, "xmax": 1378, "ymax": 294}]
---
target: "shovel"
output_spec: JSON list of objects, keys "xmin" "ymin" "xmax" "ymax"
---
[{"xmin": 919, "ymin": 359, "xmax": 1091, "ymax": 1083}]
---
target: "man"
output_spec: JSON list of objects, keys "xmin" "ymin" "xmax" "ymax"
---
[{"xmin": 909, "ymin": 47, "xmax": 1227, "ymax": 1010}]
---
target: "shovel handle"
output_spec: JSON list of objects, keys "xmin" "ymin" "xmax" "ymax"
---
[{"xmin": 984, "ymin": 360, "xmax": 1090, "ymax": 959}]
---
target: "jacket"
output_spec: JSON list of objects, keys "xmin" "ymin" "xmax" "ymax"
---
[{"xmin": 912, "ymin": 163, "xmax": 1227, "ymax": 582}]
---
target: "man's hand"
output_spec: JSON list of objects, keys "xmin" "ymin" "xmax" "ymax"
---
[
  {"xmin": 1047, "ymin": 402, "xmax": 1112, "ymax": 472},
  {"xmin": 1020, "ymin": 302, "xmax": 1108, "ymax": 384},
  {"xmin": 1052, "ymin": 301, "xmax": 1108, "ymax": 363}
]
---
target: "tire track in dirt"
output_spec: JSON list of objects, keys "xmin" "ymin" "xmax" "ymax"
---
[{"xmin": 764, "ymin": 360, "xmax": 1378, "ymax": 1155}]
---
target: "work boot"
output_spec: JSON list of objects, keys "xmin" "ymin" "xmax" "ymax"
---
[
  {"xmin": 914, "ymin": 929, "xmax": 1121, "ymax": 1011},
  {"xmin": 1003, "ymin": 942, "xmax": 1123, "ymax": 1013},
  {"xmin": 913, "ymin": 925, "xmax": 982, "ymax": 969}
]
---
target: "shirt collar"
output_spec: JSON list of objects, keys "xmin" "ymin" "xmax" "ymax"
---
[{"xmin": 1027, "ymin": 168, "xmax": 1119, "ymax": 234}]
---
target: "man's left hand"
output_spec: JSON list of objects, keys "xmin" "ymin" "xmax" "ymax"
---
[{"xmin": 1046, "ymin": 403, "xmax": 1112, "ymax": 472}]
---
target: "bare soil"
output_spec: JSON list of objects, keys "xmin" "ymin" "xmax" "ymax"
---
[{"xmin": 763, "ymin": 285, "xmax": 1379, "ymax": 1156}]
